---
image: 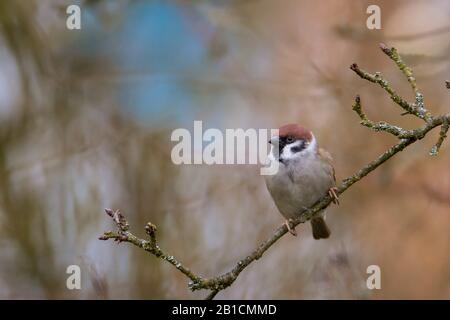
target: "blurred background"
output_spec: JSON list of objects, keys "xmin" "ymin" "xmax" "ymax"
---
[{"xmin": 0, "ymin": 0, "xmax": 449, "ymax": 299}]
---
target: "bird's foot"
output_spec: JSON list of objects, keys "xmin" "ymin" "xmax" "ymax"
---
[
  {"xmin": 285, "ymin": 219, "xmax": 297, "ymax": 236},
  {"xmin": 328, "ymin": 187, "xmax": 339, "ymax": 205}
]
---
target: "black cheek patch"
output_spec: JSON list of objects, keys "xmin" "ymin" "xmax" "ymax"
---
[{"xmin": 291, "ymin": 141, "xmax": 305, "ymax": 153}]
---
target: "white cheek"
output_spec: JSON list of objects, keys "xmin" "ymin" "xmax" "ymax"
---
[
  {"xmin": 281, "ymin": 142, "xmax": 300, "ymax": 160},
  {"xmin": 306, "ymin": 135, "xmax": 317, "ymax": 153},
  {"xmin": 281, "ymin": 137, "xmax": 317, "ymax": 160},
  {"xmin": 281, "ymin": 145, "xmax": 294, "ymax": 159}
]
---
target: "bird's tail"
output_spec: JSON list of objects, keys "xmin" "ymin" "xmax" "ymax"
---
[{"xmin": 311, "ymin": 216, "xmax": 331, "ymax": 240}]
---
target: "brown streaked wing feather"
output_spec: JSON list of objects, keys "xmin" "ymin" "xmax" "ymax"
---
[{"xmin": 318, "ymin": 148, "xmax": 336, "ymax": 183}]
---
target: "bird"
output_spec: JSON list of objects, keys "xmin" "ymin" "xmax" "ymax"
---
[{"xmin": 264, "ymin": 123, "xmax": 338, "ymax": 239}]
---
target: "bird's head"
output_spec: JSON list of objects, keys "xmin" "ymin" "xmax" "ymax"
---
[{"xmin": 269, "ymin": 123, "xmax": 316, "ymax": 164}]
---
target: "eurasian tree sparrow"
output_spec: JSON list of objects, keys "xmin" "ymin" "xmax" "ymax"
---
[{"xmin": 265, "ymin": 124, "xmax": 338, "ymax": 239}]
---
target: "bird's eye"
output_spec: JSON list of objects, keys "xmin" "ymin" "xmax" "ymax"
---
[{"xmin": 286, "ymin": 136, "xmax": 294, "ymax": 143}]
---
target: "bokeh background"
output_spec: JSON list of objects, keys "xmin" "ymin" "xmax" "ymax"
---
[{"xmin": 0, "ymin": 0, "xmax": 449, "ymax": 299}]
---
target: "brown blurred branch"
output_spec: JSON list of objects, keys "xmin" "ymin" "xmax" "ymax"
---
[{"xmin": 99, "ymin": 43, "xmax": 449, "ymax": 299}]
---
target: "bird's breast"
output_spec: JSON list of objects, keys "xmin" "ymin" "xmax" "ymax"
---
[{"xmin": 265, "ymin": 158, "xmax": 334, "ymax": 219}]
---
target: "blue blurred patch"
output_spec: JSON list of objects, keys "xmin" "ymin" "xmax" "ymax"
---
[
  {"xmin": 73, "ymin": 1, "xmax": 215, "ymax": 126},
  {"xmin": 114, "ymin": 2, "xmax": 209, "ymax": 125}
]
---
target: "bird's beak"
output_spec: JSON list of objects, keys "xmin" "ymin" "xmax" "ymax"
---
[{"xmin": 269, "ymin": 136, "xmax": 279, "ymax": 145}]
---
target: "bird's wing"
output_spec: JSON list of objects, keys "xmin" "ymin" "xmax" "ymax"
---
[{"xmin": 318, "ymin": 147, "xmax": 336, "ymax": 183}]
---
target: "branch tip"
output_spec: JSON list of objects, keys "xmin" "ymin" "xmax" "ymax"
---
[
  {"xmin": 379, "ymin": 42, "xmax": 391, "ymax": 55},
  {"xmin": 145, "ymin": 222, "xmax": 157, "ymax": 235},
  {"xmin": 104, "ymin": 208, "xmax": 129, "ymax": 231},
  {"xmin": 430, "ymin": 118, "xmax": 449, "ymax": 156},
  {"xmin": 145, "ymin": 222, "xmax": 158, "ymax": 244}
]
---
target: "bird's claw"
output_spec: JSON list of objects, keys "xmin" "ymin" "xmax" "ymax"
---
[
  {"xmin": 328, "ymin": 187, "xmax": 339, "ymax": 205},
  {"xmin": 285, "ymin": 219, "xmax": 297, "ymax": 236}
]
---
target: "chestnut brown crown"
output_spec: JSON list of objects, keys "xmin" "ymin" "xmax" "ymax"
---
[{"xmin": 278, "ymin": 124, "xmax": 313, "ymax": 142}]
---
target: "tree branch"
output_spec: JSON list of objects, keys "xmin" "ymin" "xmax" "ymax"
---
[
  {"xmin": 379, "ymin": 43, "xmax": 418, "ymax": 94},
  {"xmin": 99, "ymin": 43, "xmax": 449, "ymax": 299}
]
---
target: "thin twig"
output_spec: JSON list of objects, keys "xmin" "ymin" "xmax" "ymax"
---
[
  {"xmin": 205, "ymin": 290, "xmax": 219, "ymax": 300},
  {"xmin": 430, "ymin": 118, "xmax": 449, "ymax": 156},
  {"xmin": 379, "ymin": 43, "xmax": 418, "ymax": 94},
  {"xmin": 352, "ymin": 95, "xmax": 413, "ymax": 138}
]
